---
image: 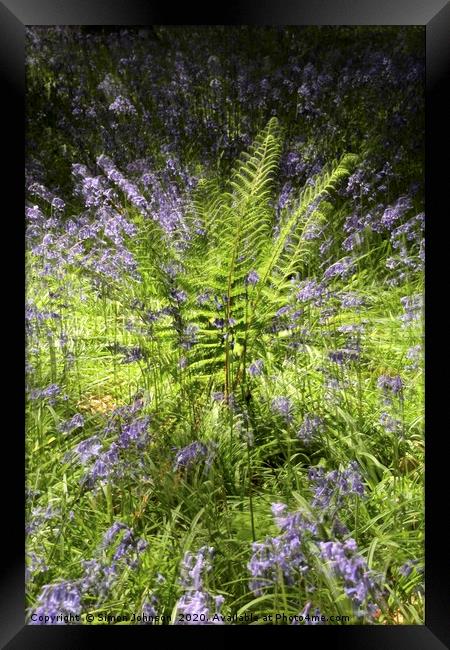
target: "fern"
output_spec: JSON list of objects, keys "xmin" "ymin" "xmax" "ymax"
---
[
  {"xmin": 131, "ymin": 118, "xmax": 358, "ymax": 398},
  {"xmin": 188, "ymin": 123, "xmax": 357, "ymax": 396}
]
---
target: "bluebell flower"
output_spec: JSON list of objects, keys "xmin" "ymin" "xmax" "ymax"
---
[
  {"xmin": 82, "ymin": 443, "xmax": 120, "ymax": 487},
  {"xmin": 328, "ymin": 347, "xmax": 360, "ymax": 364},
  {"xmin": 399, "ymin": 560, "xmax": 417, "ymax": 577},
  {"xmin": 118, "ymin": 416, "xmax": 150, "ymax": 449},
  {"xmin": 323, "ymin": 256, "xmax": 355, "ymax": 281},
  {"xmin": 248, "ymin": 503, "xmax": 315, "ymax": 595},
  {"xmin": 319, "ymin": 538, "xmax": 379, "ymax": 613},
  {"xmin": 29, "ymin": 581, "xmax": 82, "ymax": 624},
  {"xmin": 303, "ymin": 222, "xmax": 323, "ymax": 240},
  {"xmin": 381, "ymin": 196, "xmax": 412, "ymax": 230},
  {"xmin": 141, "ymin": 596, "xmax": 158, "ymax": 623},
  {"xmin": 29, "ymin": 383, "xmax": 62, "ymax": 403},
  {"xmin": 58, "ymin": 413, "xmax": 84, "ymax": 434},
  {"xmin": 405, "ymin": 344, "xmax": 421, "ymax": 371},
  {"xmin": 297, "ymin": 414, "xmax": 323, "ymax": 444},
  {"xmin": 246, "ymin": 270, "xmax": 259, "ymax": 285},
  {"xmin": 271, "ymin": 396, "xmax": 293, "ymax": 423},
  {"xmin": 377, "ymin": 374, "xmax": 403, "ymax": 394},
  {"xmin": 173, "ymin": 441, "xmax": 216, "ymax": 473},
  {"xmin": 400, "ymin": 294, "xmax": 422, "ymax": 325},
  {"xmin": 275, "ymin": 305, "xmax": 290, "ymax": 318},
  {"xmin": 309, "ymin": 461, "xmax": 365, "ymax": 510},
  {"xmin": 248, "ymin": 359, "xmax": 264, "ymax": 377},
  {"xmin": 173, "ymin": 442, "xmax": 207, "ymax": 471},
  {"xmin": 175, "ymin": 547, "xmax": 225, "ymax": 624},
  {"xmin": 67, "ymin": 436, "xmax": 102, "ymax": 465},
  {"xmin": 26, "ymin": 551, "xmax": 48, "ymax": 584},
  {"xmin": 296, "ymin": 279, "xmax": 324, "ymax": 303},
  {"xmin": 291, "ymin": 601, "xmax": 323, "ymax": 625},
  {"xmin": 197, "ymin": 290, "xmax": 212, "ymax": 306},
  {"xmin": 174, "ymin": 590, "xmax": 224, "ymax": 624},
  {"xmin": 380, "ymin": 412, "xmax": 402, "ymax": 433},
  {"xmin": 181, "ymin": 324, "xmax": 198, "ymax": 350}
]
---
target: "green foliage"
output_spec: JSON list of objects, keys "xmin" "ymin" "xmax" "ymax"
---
[{"xmin": 26, "ymin": 27, "xmax": 424, "ymax": 627}]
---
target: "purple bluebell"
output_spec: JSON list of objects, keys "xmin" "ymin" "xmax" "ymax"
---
[
  {"xmin": 309, "ymin": 461, "xmax": 365, "ymax": 510},
  {"xmin": 319, "ymin": 237, "xmax": 333, "ymax": 257},
  {"xmin": 380, "ymin": 412, "xmax": 402, "ymax": 434},
  {"xmin": 29, "ymin": 581, "xmax": 82, "ymax": 624},
  {"xmin": 319, "ymin": 306, "xmax": 337, "ymax": 323},
  {"xmin": 118, "ymin": 416, "xmax": 150, "ymax": 449},
  {"xmin": 122, "ymin": 346, "xmax": 144, "ymax": 364},
  {"xmin": 113, "ymin": 529, "xmax": 148, "ymax": 564},
  {"xmin": 246, "ymin": 270, "xmax": 259, "ymax": 286},
  {"xmin": 380, "ymin": 196, "xmax": 412, "ymax": 230},
  {"xmin": 100, "ymin": 522, "xmax": 128, "ymax": 549},
  {"xmin": 29, "ymin": 383, "xmax": 61, "ymax": 402},
  {"xmin": 328, "ymin": 348, "xmax": 360, "ymax": 364},
  {"xmin": 342, "ymin": 232, "xmax": 364, "ymax": 251},
  {"xmin": 405, "ymin": 344, "xmax": 421, "ymax": 371},
  {"xmin": 271, "ymin": 396, "xmax": 293, "ymax": 423},
  {"xmin": 174, "ymin": 590, "xmax": 225, "ymax": 624},
  {"xmin": 319, "ymin": 538, "xmax": 379, "ymax": 612},
  {"xmin": 173, "ymin": 441, "xmax": 216, "ymax": 472},
  {"xmin": 248, "ymin": 503, "xmax": 315, "ymax": 595},
  {"xmin": 323, "ymin": 257, "xmax": 355, "ymax": 281},
  {"xmin": 175, "ymin": 546, "xmax": 225, "ymax": 624},
  {"xmin": 51, "ymin": 197, "xmax": 65, "ymax": 211},
  {"xmin": 275, "ymin": 305, "xmax": 290, "ymax": 318},
  {"xmin": 297, "ymin": 414, "xmax": 323, "ymax": 444},
  {"xmin": 419, "ymin": 238, "xmax": 425, "ymax": 263},
  {"xmin": 377, "ymin": 374, "xmax": 403, "ymax": 394},
  {"xmin": 291, "ymin": 602, "xmax": 323, "ymax": 625},
  {"xmin": 97, "ymin": 154, "xmax": 149, "ymax": 216},
  {"xmin": 81, "ymin": 443, "xmax": 120, "ymax": 488},
  {"xmin": 181, "ymin": 324, "xmax": 198, "ymax": 350},
  {"xmin": 26, "ymin": 504, "xmax": 60, "ymax": 535},
  {"xmin": 196, "ymin": 290, "xmax": 212, "ymax": 306},
  {"xmin": 26, "ymin": 552, "xmax": 48, "ymax": 584},
  {"xmin": 248, "ymin": 359, "xmax": 264, "ymax": 377},
  {"xmin": 141, "ymin": 596, "xmax": 158, "ymax": 623},
  {"xmin": 399, "ymin": 561, "xmax": 416, "ymax": 577},
  {"xmin": 337, "ymin": 324, "xmax": 365, "ymax": 335},
  {"xmin": 179, "ymin": 546, "xmax": 214, "ymax": 591},
  {"xmin": 108, "ymin": 95, "xmax": 137, "ymax": 115},
  {"xmin": 58, "ymin": 413, "xmax": 84, "ymax": 434},
  {"xmin": 400, "ymin": 294, "xmax": 422, "ymax": 325},
  {"xmin": 67, "ymin": 436, "xmax": 102, "ymax": 465},
  {"xmin": 28, "ymin": 182, "xmax": 57, "ymax": 206},
  {"xmin": 390, "ymin": 212, "xmax": 424, "ymax": 248},
  {"xmin": 276, "ymin": 182, "xmax": 293, "ymax": 215},
  {"xmin": 303, "ymin": 221, "xmax": 323, "ymax": 241},
  {"xmin": 331, "ymin": 518, "xmax": 349, "ymax": 538},
  {"xmin": 170, "ymin": 289, "xmax": 187, "ymax": 303},
  {"xmin": 296, "ymin": 279, "xmax": 325, "ymax": 303}
]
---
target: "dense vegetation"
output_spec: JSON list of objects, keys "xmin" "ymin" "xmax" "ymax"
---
[{"xmin": 26, "ymin": 26, "xmax": 424, "ymax": 625}]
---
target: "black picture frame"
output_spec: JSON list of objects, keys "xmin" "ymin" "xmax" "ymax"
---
[{"xmin": 1, "ymin": 1, "xmax": 448, "ymax": 647}]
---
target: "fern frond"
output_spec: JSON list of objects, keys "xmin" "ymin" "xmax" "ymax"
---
[{"xmin": 165, "ymin": 122, "xmax": 357, "ymax": 395}]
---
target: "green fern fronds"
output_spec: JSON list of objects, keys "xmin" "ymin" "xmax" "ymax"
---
[
  {"xmin": 180, "ymin": 122, "xmax": 358, "ymax": 395},
  {"xmin": 131, "ymin": 119, "xmax": 358, "ymax": 397}
]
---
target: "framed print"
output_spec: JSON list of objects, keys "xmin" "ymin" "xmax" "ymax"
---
[{"xmin": 1, "ymin": 0, "xmax": 448, "ymax": 647}]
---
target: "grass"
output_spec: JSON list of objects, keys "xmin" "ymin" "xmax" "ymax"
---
[{"xmin": 26, "ymin": 248, "xmax": 424, "ymax": 624}]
